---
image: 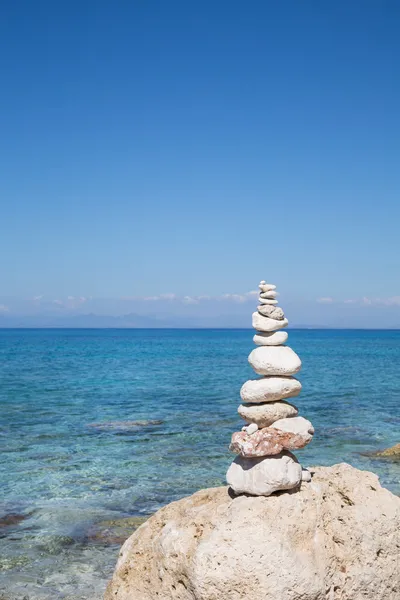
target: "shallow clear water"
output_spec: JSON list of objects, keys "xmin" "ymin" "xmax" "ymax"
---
[{"xmin": 0, "ymin": 328, "xmax": 399, "ymax": 599}]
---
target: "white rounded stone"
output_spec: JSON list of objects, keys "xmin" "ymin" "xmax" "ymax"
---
[
  {"xmin": 252, "ymin": 312, "xmax": 288, "ymax": 332},
  {"xmin": 240, "ymin": 377, "xmax": 301, "ymax": 403},
  {"xmin": 258, "ymin": 298, "xmax": 278, "ymax": 305},
  {"xmin": 260, "ymin": 290, "xmax": 278, "ymax": 299},
  {"xmin": 258, "ymin": 305, "xmax": 285, "ymax": 319},
  {"xmin": 253, "ymin": 331, "xmax": 288, "ymax": 346},
  {"xmin": 259, "ymin": 283, "xmax": 276, "ymax": 292},
  {"xmin": 226, "ymin": 451, "xmax": 302, "ymax": 496},
  {"xmin": 271, "ymin": 416, "xmax": 314, "ymax": 437},
  {"xmin": 238, "ymin": 401, "xmax": 299, "ymax": 427},
  {"xmin": 302, "ymin": 469, "xmax": 312, "ymax": 482},
  {"xmin": 248, "ymin": 346, "xmax": 301, "ymax": 376},
  {"xmin": 244, "ymin": 423, "xmax": 258, "ymax": 435}
]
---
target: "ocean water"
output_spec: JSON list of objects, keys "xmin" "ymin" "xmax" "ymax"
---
[{"xmin": 0, "ymin": 328, "xmax": 399, "ymax": 599}]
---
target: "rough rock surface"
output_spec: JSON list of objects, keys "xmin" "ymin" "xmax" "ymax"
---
[
  {"xmin": 248, "ymin": 346, "xmax": 301, "ymax": 376},
  {"xmin": 238, "ymin": 400, "xmax": 298, "ymax": 426},
  {"xmin": 253, "ymin": 330, "xmax": 288, "ymax": 345},
  {"xmin": 240, "ymin": 376, "xmax": 301, "ymax": 402},
  {"xmin": 105, "ymin": 464, "xmax": 400, "ymax": 600},
  {"xmin": 252, "ymin": 312, "xmax": 288, "ymax": 332},
  {"xmin": 257, "ymin": 304, "xmax": 285, "ymax": 319},
  {"xmin": 230, "ymin": 424, "xmax": 312, "ymax": 457}
]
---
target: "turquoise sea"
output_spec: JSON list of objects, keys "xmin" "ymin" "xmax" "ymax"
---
[{"xmin": 1, "ymin": 328, "xmax": 399, "ymax": 599}]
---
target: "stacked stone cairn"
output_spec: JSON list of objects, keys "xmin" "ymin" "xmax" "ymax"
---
[{"xmin": 226, "ymin": 281, "xmax": 314, "ymax": 496}]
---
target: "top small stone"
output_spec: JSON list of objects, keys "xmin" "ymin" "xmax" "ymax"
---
[{"xmin": 259, "ymin": 283, "xmax": 276, "ymax": 293}]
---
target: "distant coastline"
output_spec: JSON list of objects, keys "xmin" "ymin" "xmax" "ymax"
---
[{"xmin": 0, "ymin": 325, "xmax": 399, "ymax": 331}]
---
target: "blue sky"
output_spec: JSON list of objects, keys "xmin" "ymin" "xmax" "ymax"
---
[{"xmin": 1, "ymin": 1, "xmax": 399, "ymax": 326}]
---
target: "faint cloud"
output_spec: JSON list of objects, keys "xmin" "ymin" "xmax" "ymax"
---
[
  {"xmin": 0, "ymin": 304, "xmax": 9, "ymax": 312},
  {"xmin": 321, "ymin": 296, "xmax": 400, "ymax": 307},
  {"xmin": 142, "ymin": 293, "xmax": 177, "ymax": 302},
  {"xmin": 117, "ymin": 291, "xmax": 266, "ymax": 305},
  {"xmin": 220, "ymin": 294, "xmax": 247, "ymax": 303},
  {"xmin": 52, "ymin": 297, "xmax": 88, "ymax": 309},
  {"xmin": 182, "ymin": 296, "xmax": 199, "ymax": 305},
  {"xmin": 317, "ymin": 297, "xmax": 334, "ymax": 304},
  {"xmin": 364, "ymin": 296, "xmax": 400, "ymax": 306},
  {"xmin": 385, "ymin": 296, "xmax": 400, "ymax": 306},
  {"xmin": 33, "ymin": 295, "xmax": 43, "ymax": 301}
]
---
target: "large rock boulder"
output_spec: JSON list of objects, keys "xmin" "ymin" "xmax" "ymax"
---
[{"xmin": 105, "ymin": 464, "xmax": 400, "ymax": 600}]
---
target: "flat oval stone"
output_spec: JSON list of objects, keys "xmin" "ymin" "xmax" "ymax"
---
[
  {"xmin": 259, "ymin": 290, "xmax": 278, "ymax": 299},
  {"xmin": 252, "ymin": 312, "xmax": 288, "ymax": 332},
  {"xmin": 258, "ymin": 298, "xmax": 278, "ymax": 305},
  {"xmin": 257, "ymin": 305, "xmax": 285, "ymax": 320},
  {"xmin": 226, "ymin": 451, "xmax": 302, "ymax": 496},
  {"xmin": 238, "ymin": 401, "xmax": 299, "ymax": 427},
  {"xmin": 271, "ymin": 416, "xmax": 314, "ymax": 438},
  {"xmin": 240, "ymin": 377, "xmax": 301, "ymax": 403},
  {"xmin": 230, "ymin": 425, "xmax": 311, "ymax": 457},
  {"xmin": 248, "ymin": 346, "xmax": 301, "ymax": 376},
  {"xmin": 253, "ymin": 331, "xmax": 288, "ymax": 346}
]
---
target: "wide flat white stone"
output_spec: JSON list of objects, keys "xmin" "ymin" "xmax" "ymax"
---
[
  {"xmin": 240, "ymin": 376, "xmax": 302, "ymax": 403},
  {"xmin": 258, "ymin": 298, "xmax": 278, "ymax": 305},
  {"xmin": 271, "ymin": 416, "xmax": 314, "ymax": 438},
  {"xmin": 238, "ymin": 400, "xmax": 299, "ymax": 427},
  {"xmin": 252, "ymin": 312, "xmax": 288, "ymax": 332},
  {"xmin": 253, "ymin": 331, "xmax": 288, "ymax": 346},
  {"xmin": 248, "ymin": 346, "xmax": 301, "ymax": 376},
  {"xmin": 226, "ymin": 451, "xmax": 302, "ymax": 496}
]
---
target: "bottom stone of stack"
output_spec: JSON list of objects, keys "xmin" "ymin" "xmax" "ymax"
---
[{"xmin": 226, "ymin": 451, "xmax": 302, "ymax": 496}]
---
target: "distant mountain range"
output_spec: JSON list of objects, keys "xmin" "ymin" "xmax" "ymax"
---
[{"xmin": 0, "ymin": 312, "xmax": 399, "ymax": 329}]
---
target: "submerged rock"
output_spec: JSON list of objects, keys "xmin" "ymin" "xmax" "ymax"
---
[
  {"xmin": 106, "ymin": 464, "xmax": 400, "ymax": 600},
  {"xmin": 88, "ymin": 420, "xmax": 163, "ymax": 431},
  {"xmin": 0, "ymin": 513, "xmax": 29, "ymax": 528},
  {"xmin": 374, "ymin": 443, "xmax": 400, "ymax": 458},
  {"xmin": 85, "ymin": 516, "xmax": 149, "ymax": 545}
]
